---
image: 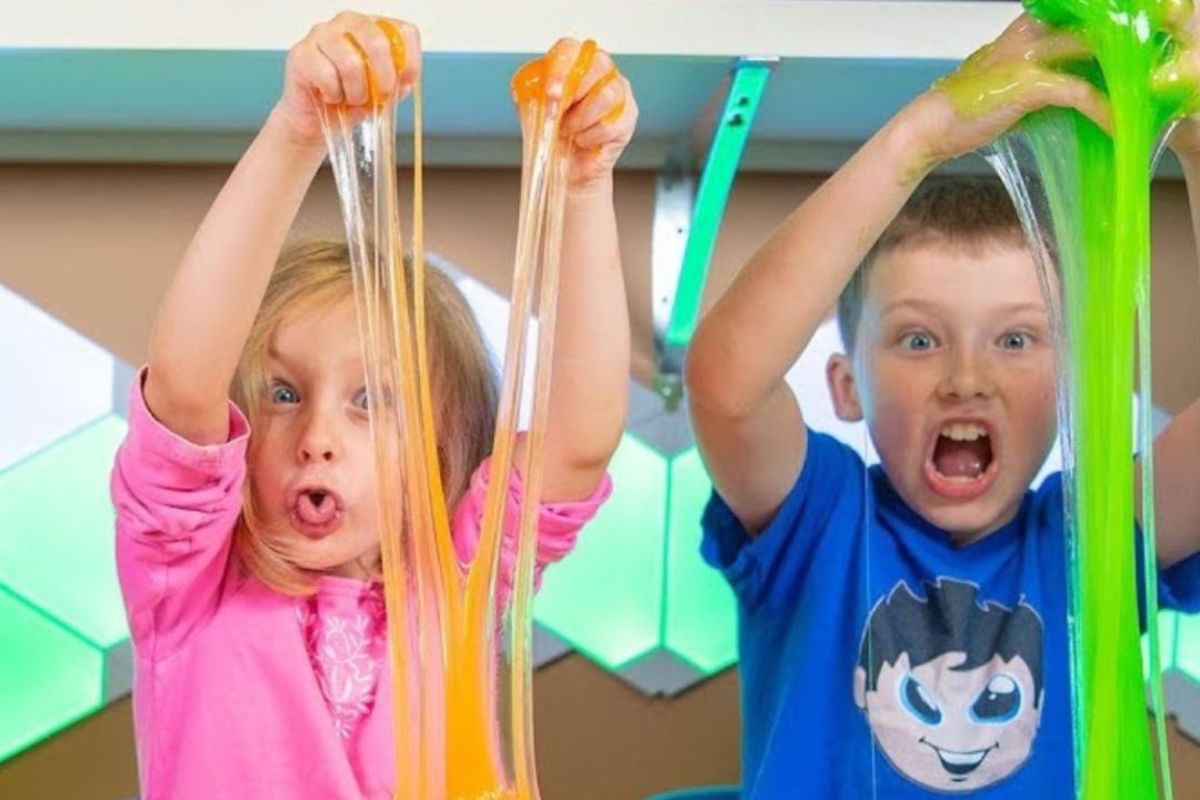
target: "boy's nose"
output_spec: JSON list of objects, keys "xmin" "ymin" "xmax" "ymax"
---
[{"xmin": 938, "ymin": 348, "xmax": 994, "ymax": 400}]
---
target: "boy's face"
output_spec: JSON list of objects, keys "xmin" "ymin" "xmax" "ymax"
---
[{"xmin": 830, "ymin": 237, "xmax": 1057, "ymax": 541}]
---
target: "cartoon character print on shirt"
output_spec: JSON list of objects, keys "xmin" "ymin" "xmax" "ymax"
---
[{"xmin": 853, "ymin": 578, "xmax": 1045, "ymax": 792}]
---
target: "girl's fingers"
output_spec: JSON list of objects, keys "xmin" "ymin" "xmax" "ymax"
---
[
  {"xmin": 290, "ymin": 40, "xmax": 344, "ymax": 105},
  {"xmin": 541, "ymin": 37, "xmax": 583, "ymax": 100},
  {"xmin": 316, "ymin": 30, "xmax": 370, "ymax": 106},
  {"xmin": 345, "ymin": 16, "xmax": 397, "ymax": 99},
  {"xmin": 562, "ymin": 66, "xmax": 625, "ymax": 136},
  {"xmin": 571, "ymin": 81, "xmax": 637, "ymax": 150},
  {"xmin": 377, "ymin": 18, "xmax": 422, "ymax": 94}
]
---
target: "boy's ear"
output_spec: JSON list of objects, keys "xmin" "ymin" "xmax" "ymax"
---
[{"xmin": 827, "ymin": 353, "xmax": 863, "ymax": 422}]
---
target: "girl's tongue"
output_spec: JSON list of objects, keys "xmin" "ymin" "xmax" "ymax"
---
[
  {"xmin": 297, "ymin": 491, "xmax": 337, "ymax": 525},
  {"xmin": 933, "ymin": 436, "xmax": 992, "ymax": 480}
]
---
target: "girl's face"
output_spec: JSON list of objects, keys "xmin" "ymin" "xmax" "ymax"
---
[{"xmin": 248, "ymin": 295, "xmax": 382, "ymax": 579}]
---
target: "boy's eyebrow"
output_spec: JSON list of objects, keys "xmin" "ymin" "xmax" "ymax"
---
[{"xmin": 879, "ymin": 299, "xmax": 1048, "ymax": 316}]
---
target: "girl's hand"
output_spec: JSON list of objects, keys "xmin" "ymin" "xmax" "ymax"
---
[
  {"xmin": 274, "ymin": 11, "xmax": 422, "ymax": 149},
  {"xmin": 517, "ymin": 39, "xmax": 639, "ymax": 194}
]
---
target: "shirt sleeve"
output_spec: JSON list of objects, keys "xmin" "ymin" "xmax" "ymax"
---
[
  {"xmin": 1135, "ymin": 527, "xmax": 1200, "ymax": 615},
  {"xmin": 700, "ymin": 427, "xmax": 865, "ymax": 613},
  {"xmin": 450, "ymin": 452, "xmax": 613, "ymax": 608},
  {"xmin": 110, "ymin": 367, "xmax": 251, "ymax": 660}
]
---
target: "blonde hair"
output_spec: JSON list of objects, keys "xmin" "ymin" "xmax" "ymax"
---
[{"xmin": 230, "ymin": 241, "xmax": 498, "ymax": 595}]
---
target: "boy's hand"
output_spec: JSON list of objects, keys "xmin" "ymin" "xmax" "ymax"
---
[
  {"xmin": 516, "ymin": 39, "xmax": 639, "ymax": 194},
  {"xmin": 1157, "ymin": 1, "xmax": 1200, "ymax": 158},
  {"xmin": 900, "ymin": 14, "xmax": 1110, "ymax": 178},
  {"xmin": 274, "ymin": 11, "xmax": 422, "ymax": 149}
]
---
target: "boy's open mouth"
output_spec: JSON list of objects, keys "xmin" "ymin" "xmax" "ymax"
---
[{"xmin": 925, "ymin": 421, "xmax": 998, "ymax": 500}]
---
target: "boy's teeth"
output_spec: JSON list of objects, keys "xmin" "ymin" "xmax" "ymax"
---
[{"xmin": 940, "ymin": 423, "xmax": 987, "ymax": 442}]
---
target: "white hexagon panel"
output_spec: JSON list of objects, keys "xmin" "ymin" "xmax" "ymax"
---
[{"xmin": 0, "ymin": 283, "xmax": 132, "ymax": 763}]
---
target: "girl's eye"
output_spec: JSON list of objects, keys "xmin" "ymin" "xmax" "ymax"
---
[
  {"xmin": 353, "ymin": 388, "xmax": 370, "ymax": 411},
  {"xmin": 999, "ymin": 331, "xmax": 1032, "ymax": 350},
  {"xmin": 900, "ymin": 331, "xmax": 936, "ymax": 352},
  {"xmin": 270, "ymin": 382, "xmax": 299, "ymax": 404}
]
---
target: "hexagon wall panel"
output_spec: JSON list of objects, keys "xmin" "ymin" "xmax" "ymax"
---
[{"xmin": 0, "ymin": 283, "xmax": 131, "ymax": 763}]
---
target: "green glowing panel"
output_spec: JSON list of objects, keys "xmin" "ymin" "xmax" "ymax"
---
[
  {"xmin": 664, "ymin": 447, "xmax": 736, "ymax": 675},
  {"xmin": 0, "ymin": 415, "xmax": 129, "ymax": 649},
  {"xmin": 535, "ymin": 434, "xmax": 666, "ymax": 671},
  {"xmin": 0, "ymin": 588, "xmax": 103, "ymax": 762},
  {"xmin": 1176, "ymin": 608, "xmax": 1200, "ymax": 684}
]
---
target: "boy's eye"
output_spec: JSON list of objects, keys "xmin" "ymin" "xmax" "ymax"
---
[
  {"xmin": 899, "ymin": 675, "xmax": 942, "ymax": 725},
  {"xmin": 969, "ymin": 674, "xmax": 1022, "ymax": 724},
  {"xmin": 900, "ymin": 331, "xmax": 936, "ymax": 352},
  {"xmin": 999, "ymin": 331, "xmax": 1032, "ymax": 350},
  {"xmin": 269, "ymin": 382, "xmax": 299, "ymax": 404}
]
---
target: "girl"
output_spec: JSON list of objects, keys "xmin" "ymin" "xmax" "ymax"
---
[{"xmin": 111, "ymin": 11, "xmax": 636, "ymax": 799}]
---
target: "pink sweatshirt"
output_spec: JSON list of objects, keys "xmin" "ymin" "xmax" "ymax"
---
[{"xmin": 111, "ymin": 373, "xmax": 611, "ymax": 799}]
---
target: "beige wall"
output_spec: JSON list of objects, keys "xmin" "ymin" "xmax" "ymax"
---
[{"xmin": 0, "ymin": 163, "xmax": 1198, "ymax": 798}]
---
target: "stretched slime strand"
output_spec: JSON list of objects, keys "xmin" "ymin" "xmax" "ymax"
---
[
  {"xmin": 318, "ymin": 31, "xmax": 599, "ymax": 800},
  {"xmin": 941, "ymin": 2, "xmax": 1198, "ymax": 798},
  {"xmin": 448, "ymin": 41, "xmax": 597, "ymax": 800}
]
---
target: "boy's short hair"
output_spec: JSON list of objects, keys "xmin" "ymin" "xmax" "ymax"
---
[{"xmin": 836, "ymin": 176, "xmax": 1030, "ymax": 353}]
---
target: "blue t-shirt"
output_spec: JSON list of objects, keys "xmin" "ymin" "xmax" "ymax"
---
[{"xmin": 701, "ymin": 429, "xmax": 1200, "ymax": 799}]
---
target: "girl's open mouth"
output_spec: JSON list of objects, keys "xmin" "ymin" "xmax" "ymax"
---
[{"xmin": 289, "ymin": 487, "xmax": 344, "ymax": 538}]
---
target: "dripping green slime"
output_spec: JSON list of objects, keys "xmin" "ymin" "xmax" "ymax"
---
[{"xmin": 940, "ymin": 0, "xmax": 1198, "ymax": 797}]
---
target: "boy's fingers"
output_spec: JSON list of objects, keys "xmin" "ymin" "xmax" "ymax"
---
[
  {"xmin": 1034, "ymin": 73, "xmax": 1113, "ymax": 133},
  {"xmin": 998, "ymin": 13, "xmax": 1048, "ymax": 52},
  {"xmin": 1153, "ymin": 54, "xmax": 1200, "ymax": 110},
  {"xmin": 1156, "ymin": 0, "xmax": 1195, "ymax": 41},
  {"xmin": 1029, "ymin": 31, "xmax": 1095, "ymax": 66}
]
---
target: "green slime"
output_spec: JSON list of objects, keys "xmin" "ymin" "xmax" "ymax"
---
[{"xmin": 941, "ymin": 1, "xmax": 1197, "ymax": 797}]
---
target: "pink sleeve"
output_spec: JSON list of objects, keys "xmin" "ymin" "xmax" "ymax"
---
[
  {"xmin": 451, "ymin": 454, "xmax": 612, "ymax": 606},
  {"xmin": 110, "ymin": 367, "xmax": 251, "ymax": 659}
]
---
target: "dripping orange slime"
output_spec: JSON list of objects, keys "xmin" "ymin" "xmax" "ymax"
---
[{"xmin": 320, "ymin": 24, "xmax": 600, "ymax": 800}]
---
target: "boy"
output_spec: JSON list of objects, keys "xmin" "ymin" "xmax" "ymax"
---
[{"xmin": 686, "ymin": 15, "xmax": 1200, "ymax": 798}]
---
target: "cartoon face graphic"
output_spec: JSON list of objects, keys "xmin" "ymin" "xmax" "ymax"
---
[{"xmin": 854, "ymin": 580, "xmax": 1045, "ymax": 792}]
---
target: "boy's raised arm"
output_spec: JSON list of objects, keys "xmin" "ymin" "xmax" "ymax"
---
[{"xmin": 686, "ymin": 15, "xmax": 1110, "ymax": 534}]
